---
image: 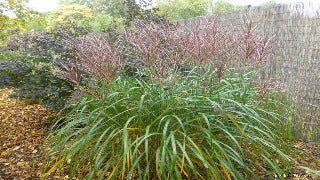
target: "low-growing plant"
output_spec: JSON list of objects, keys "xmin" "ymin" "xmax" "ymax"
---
[
  {"xmin": 44, "ymin": 67, "xmax": 292, "ymax": 179},
  {"xmin": 0, "ymin": 60, "xmax": 32, "ymax": 86},
  {"xmin": 11, "ymin": 65, "xmax": 73, "ymax": 109},
  {"xmin": 1, "ymin": 22, "xmax": 91, "ymax": 109},
  {"xmin": 0, "ymin": 50, "xmax": 73, "ymax": 109},
  {"xmin": 0, "ymin": 48, "xmax": 49, "ymax": 63},
  {"xmin": 5, "ymin": 21, "xmax": 92, "ymax": 66}
]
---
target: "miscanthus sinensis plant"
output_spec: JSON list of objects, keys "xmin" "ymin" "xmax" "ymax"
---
[
  {"xmin": 44, "ymin": 18, "xmax": 292, "ymax": 179},
  {"xmin": 43, "ymin": 66, "xmax": 292, "ymax": 179}
]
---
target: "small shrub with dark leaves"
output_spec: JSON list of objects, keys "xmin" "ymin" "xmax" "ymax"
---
[{"xmin": 0, "ymin": 50, "xmax": 73, "ymax": 109}]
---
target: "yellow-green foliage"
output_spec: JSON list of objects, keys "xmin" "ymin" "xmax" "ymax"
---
[
  {"xmin": 211, "ymin": 0, "xmax": 244, "ymax": 14},
  {"xmin": 0, "ymin": 15, "xmax": 17, "ymax": 45},
  {"xmin": 62, "ymin": 0, "xmax": 127, "ymax": 18},
  {"xmin": 47, "ymin": 4, "xmax": 93, "ymax": 30},
  {"xmin": 90, "ymin": 13, "xmax": 124, "ymax": 32},
  {"xmin": 0, "ymin": 0, "xmax": 46, "ymax": 45},
  {"xmin": 155, "ymin": 0, "xmax": 209, "ymax": 20}
]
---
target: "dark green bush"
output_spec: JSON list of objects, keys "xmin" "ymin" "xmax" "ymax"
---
[
  {"xmin": 0, "ymin": 22, "xmax": 86, "ymax": 109},
  {"xmin": 12, "ymin": 66, "xmax": 73, "ymax": 109},
  {"xmin": 0, "ymin": 50, "xmax": 73, "ymax": 109}
]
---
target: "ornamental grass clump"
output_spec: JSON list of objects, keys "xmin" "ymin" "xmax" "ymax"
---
[
  {"xmin": 57, "ymin": 34, "xmax": 124, "ymax": 84},
  {"xmin": 57, "ymin": 18, "xmax": 273, "ymax": 86},
  {"xmin": 124, "ymin": 22, "xmax": 181, "ymax": 80},
  {"xmin": 43, "ymin": 67, "xmax": 291, "ymax": 179},
  {"xmin": 123, "ymin": 18, "xmax": 273, "ymax": 83},
  {"xmin": 43, "ymin": 18, "xmax": 291, "ymax": 179}
]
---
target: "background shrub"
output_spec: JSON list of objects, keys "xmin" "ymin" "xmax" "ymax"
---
[
  {"xmin": 155, "ymin": 0, "xmax": 209, "ymax": 20},
  {"xmin": 47, "ymin": 3, "xmax": 93, "ymax": 31}
]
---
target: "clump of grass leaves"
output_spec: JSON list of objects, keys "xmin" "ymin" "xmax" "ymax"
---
[{"xmin": 44, "ymin": 67, "xmax": 291, "ymax": 179}]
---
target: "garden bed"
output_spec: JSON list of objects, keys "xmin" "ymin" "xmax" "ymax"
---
[{"xmin": 0, "ymin": 88, "xmax": 319, "ymax": 179}]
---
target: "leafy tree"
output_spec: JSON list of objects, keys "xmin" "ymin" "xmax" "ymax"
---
[
  {"xmin": 0, "ymin": 0, "xmax": 45, "ymax": 44},
  {"xmin": 211, "ymin": 0, "xmax": 245, "ymax": 14},
  {"xmin": 154, "ymin": 0, "xmax": 209, "ymax": 20},
  {"xmin": 90, "ymin": 14, "xmax": 124, "ymax": 32},
  {"xmin": 61, "ymin": 0, "xmax": 162, "ymax": 27},
  {"xmin": 24, "ymin": 11, "xmax": 47, "ymax": 31},
  {"xmin": 47, "ymin": 3, "xmax": 93, "ymax": 30},
  {"xmin": 62, "ymin": 0, "xmax": 131, "ymax": 18},
  {"xmin": 0, "ymin": 0, "xmax": 29, "ymax": 18},
  {"xmin": 261, "ymin": 0, "xmax": 276, "ymax": 7},
  {"xmin": 0, "ymin": 0, "xmax": 29, "ymax": 43}
]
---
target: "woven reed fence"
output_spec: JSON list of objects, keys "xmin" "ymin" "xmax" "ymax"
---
[{"xmin": 178, "ymin": 3, "xmax": 320, "ymax": 141}]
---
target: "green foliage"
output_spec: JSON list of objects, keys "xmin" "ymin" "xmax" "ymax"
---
[
  {"xmin": 47, "ymin": 3, "xmax": 93, "ymax": 30},
  {"xmin": 0, "ymin": 2, "xmax": 298, "ymax": 178},
  {"xmin": 62, "ymin": 0, "xmax": 133, "ymax": 18},
  {"xmin": 155, "ymin": 0, "xmax": 209, "ymax": 20},
  {"xmin": 211, "ymin": 0, "xmax": 245, "ymax": 14},
  {"xmin": 62, "ymin": 0, "xmax": 123, "ymax": 13},
  {"xmin": 11, "ymin": 65, "xmax": 73, "ymax": 109},
  {"xmin": 258, "ymin": 89, "xmax": 295, "ymax": 141},
  {"xmin": 0, "ymin": 0, "xmax": 30, "ymax": 18},
  {"xmin": 1, "ymin": 10, "xmax": 93, "ymax": 109},
  {"xmin": 44, "ymin": 67, "xmax": 292, "ymax": 179},
  {"xmin": 24, "ymin": 11, "xmax": 47, "ymax": 31},
  {"xmin": 90, "ymin": 13, "xmax": 124, "ymax": 32},
  {"xmin": 261, "ymin": 0, "xmax": 277, "ymax": 7},
  {"xmin": 62, "ymin": 0, "xmax": 162, "ymax": 27},
  {"xmin": 298, "ymin": 167, "xmax": 320, "ymax": 177},
  {"xmin": 6, "ymin": 23, "xmax": 90, "ymax": 64},
  {"xmin": 0, "ymin": 15, "xmax": 16, "ymax": 44},
  {"xmin": 0, "ymin": 0, "xmax": 45, "ymax": 44},
  {"xmin": 47, "ymin": 1, "xmax": 151, "ymax": 32},
  {"xmin": 0, "ymin": 50, "xmax": 73, "ymax": 109}
]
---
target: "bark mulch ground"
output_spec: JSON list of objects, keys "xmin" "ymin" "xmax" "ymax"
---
[{"xmin": 0, "ymin": 88, "xmax": 49, "ymax": 179}]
